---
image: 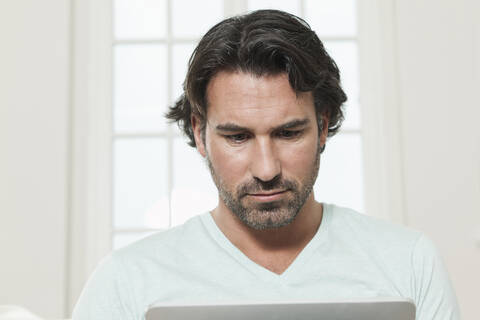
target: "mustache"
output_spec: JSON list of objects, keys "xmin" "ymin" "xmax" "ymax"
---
[{"xmin": 237, "ymin": 175, "xmax": 298, "ymax": 197}]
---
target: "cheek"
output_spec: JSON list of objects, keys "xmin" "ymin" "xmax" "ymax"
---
[
  {"xmin": 207, "ymin": 139, "xmax": 250, "ymax": 183},
  {"xmin": 278, "ymin": 138, "xmax": 318, "ymax": 175}
]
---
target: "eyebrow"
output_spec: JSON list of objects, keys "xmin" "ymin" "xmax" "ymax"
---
[{"xmin": 215, "ymin": 118, "xmax": 311, "ymax": 132}]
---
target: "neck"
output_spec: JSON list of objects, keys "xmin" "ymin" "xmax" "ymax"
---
[{"xmin": 211, "ymin": 194, "xmax": 323, "ymax": 252}]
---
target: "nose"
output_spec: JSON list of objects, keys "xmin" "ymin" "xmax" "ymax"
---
[{"xmin": 250, "ymin": 138, "xmax": 281, "ymax": 182}]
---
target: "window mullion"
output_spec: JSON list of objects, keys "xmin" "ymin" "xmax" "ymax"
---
[{"xmin": 166, "ymin": 0, "xmax": 174, "ymax": 228}]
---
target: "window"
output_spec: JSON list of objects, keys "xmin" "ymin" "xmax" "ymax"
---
[{"xmin": 111, "ymin": 0, "xmax": 362, "ymax": 249}]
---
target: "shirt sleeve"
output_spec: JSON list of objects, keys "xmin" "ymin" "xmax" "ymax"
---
[
  {"xmin": 411, "ymin": 235, "xmax": 461, "ymax": 320},
  {"xmin": 72, "ymin": 253, "xmax": 137, "ymax": 320}
]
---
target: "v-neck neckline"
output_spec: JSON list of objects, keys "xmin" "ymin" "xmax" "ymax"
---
[{"xmin": 200, "ymin": 203, "xmax": 331, "ymax": 284}]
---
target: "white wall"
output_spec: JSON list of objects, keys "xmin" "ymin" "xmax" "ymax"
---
[
  {"xmin": 360, "ymin": 0, "xmax": 480, "ymax": 319},
  {"xmin": 361, "ymin": 1, "xmax": 480, "ymax": 319},
  {"xmin": 395, "ymin": 0, "xmax": 480, "ymax": 318},
  {"xmin": 0, "ymin": 0, "xmax": 71, "ymax": 318}
]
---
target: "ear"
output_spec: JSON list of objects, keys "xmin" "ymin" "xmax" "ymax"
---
[
  {"xmin": 191, "ymin": 114, "xmax": 206, "ymax": 157},
  {"xmin": 319, "ymin": 116, "xmax": 329, "ymax": 148}
]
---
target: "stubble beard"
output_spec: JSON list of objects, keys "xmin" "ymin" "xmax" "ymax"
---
[{"xmin": 206, "ymin": 141, "xmax": 321, "ymax": 230}]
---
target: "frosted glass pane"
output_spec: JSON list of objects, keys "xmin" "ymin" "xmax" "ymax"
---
[
  {"xmin": 171, "ymin": 137, "xmax": 218, "ymax": 226},
  {"xmin": 172, "ymin": 0, "xmax": 223, "ymax": 38},
  {"xmin": 114, "ymin": 44, "xmax": 168, "ymax": 133},
  {"xmin": 324, "ymin": 41, "xmax": 360, "ymax": 130},
  {"xmin": 341, "ymin": 101, "xmax": 361, "ymax": 131},
  {"xmin": 247, "ymin": 0, "xmax": 301, "ymax": 16},
  {"xmin": 113, "ymin": 231, "xmax": 158, "ymax": 250},
  {"xmin": 114, "ymin": 0, "xmax": 167, "ymax": 39},
  {"xmin": 114, "ymin": 138, "xmax": 169, "ymax": 229},
  {"xmin": 171, "ymin": 121, "xmax": 185, "ymax": 137},
  {"xmin": 314, "ymin": 133, "xmax": 364, "ymax": 212},
  {"xmin": 305, "ymin": 0, "xmax": 356, "ymax": 37},
  {"xmin": 172, "ymin": 43, "xmax": 196, "ymax": 101}
]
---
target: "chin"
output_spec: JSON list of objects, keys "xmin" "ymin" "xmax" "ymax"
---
[{"xmin": 239, "ymin": 206, "xmax": 300, "ymax": 230}]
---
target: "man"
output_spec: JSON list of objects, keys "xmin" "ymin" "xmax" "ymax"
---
[{"xmin": 73, "ymin": 10, "xmax": 460, "ymax": 319}]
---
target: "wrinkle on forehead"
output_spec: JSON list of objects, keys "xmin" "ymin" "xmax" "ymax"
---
[{"xmin": 205, "ymin": 71, "xmax": 314, "ymax": 130}]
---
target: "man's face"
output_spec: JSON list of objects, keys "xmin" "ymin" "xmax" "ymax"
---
[{"xmin": 192, "ymin": 71, "xmax": 327, "ymax": 230}]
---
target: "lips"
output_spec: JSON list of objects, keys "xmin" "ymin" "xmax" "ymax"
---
[
  {"xmin": 246, "ymin": 190, "xmax": 288, "ymax": 202},
  {"xmin": 249, "ymin": 190, "xmax": 286, "ymax": 196}
]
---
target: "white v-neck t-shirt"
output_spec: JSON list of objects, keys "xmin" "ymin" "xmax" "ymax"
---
[{"xmin": 72, "ymin": 204, "xmax": 460, "ymax": 319}]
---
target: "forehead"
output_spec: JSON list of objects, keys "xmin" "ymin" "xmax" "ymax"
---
[{"xmin": 205, "ymin": 71, "xmax": 315, "ymax": 129}]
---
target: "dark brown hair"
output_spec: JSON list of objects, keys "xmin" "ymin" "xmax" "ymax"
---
[{"xmin": 166, "ymin": 9, "xmax": 346, "ymax": 147}]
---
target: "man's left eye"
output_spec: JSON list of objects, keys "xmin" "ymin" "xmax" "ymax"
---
[{"xmin": 278, "ymin": 130, "xmax": 302, "ymax": 138}]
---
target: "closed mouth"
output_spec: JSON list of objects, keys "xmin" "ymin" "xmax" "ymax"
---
[{"xmin": 248, "ymin": 190, "xmax": 288, "ymax": 196}]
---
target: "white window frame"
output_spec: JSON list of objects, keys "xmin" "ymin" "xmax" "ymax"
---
[
  {"xmin": 67, "ymin": 0, "xmax": 407, "ymax": 313},
  {"xmin": 68, "ymin": 0, "xmax": 113, "ymax": 312},
  {"xmin": 358, "ymin": 0, "xmax": 406, "ymax": 225}
]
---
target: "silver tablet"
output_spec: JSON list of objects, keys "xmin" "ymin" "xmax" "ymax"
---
[{"xmin": 145, "ymin": 298, "xmax": 416, "ymax": 320}]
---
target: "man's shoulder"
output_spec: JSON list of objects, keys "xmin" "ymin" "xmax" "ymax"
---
[
  {"xmin": 325, "ymin": 203, "xmax": 423, "ymax": 251},
  {"xmin": 73, "ymin": 213, "xmax": 213, "ymax": 318},
  {"xmin": 113, "ymin": 212, "xmax": 209, "ymax": 262}
]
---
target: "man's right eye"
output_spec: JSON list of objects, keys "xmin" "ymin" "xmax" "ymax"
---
[{"xmin": 225, "ymin": 133, "xmax": 249, "ymax": 143}]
